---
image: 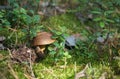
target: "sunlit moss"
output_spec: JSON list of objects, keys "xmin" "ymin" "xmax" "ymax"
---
[{"xmin": 42, "ymin": 13, "xmax": 84, "ymax": 34}]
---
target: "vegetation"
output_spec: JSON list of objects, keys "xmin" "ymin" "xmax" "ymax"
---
[{"xmin": 0, "ymin": 0, "xmax": 120, "ymax": 79}]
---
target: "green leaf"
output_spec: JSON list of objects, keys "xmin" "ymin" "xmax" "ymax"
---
[
  {"xmin": 56, "ymin": 31, "xmax": 62, "ymax": 35},
  {"xmin": 91, "ymin": 11, "xmax": 102, "ymax": 14},
  {"xmin": 105, "ymin": 10, "xmax": 114, "ymax": 14},
  {"xmin": 48, "ymin": 47, "xmax": 54, "ymax": 51},
  {"xmin": 54, "ymin": 42, "xmax": 59, "ymax": 47},
  {"xmin": 93, "ymin": 17, "xmax": 102, "ymax": 21},
  {"xmin": 0, "ymin": 14, "xmax": 3, "ymax": 18},
  {"xmin": 32, "ymin": 15, "xmax": 40, "ymax": 24},
  {"xmin": 25, "ymin": 15, "xmax": 32, "ymax": 25},
  {"xmin": 105, "ymin": 18, "xmax": 114, "ymax": 23},
  {"xmin": 100, "ymin": 22, "xmax": 105, "ymax": 28},
  {"xmin": 20, "ymin": 8, "xmax": 27, "ymax": 14},
  {"xmin": 22, "ymin": 29, "xmax": 27, "ymax": 34},
  {"xmin": 29, "ymin": 10, "xmax": 34, "ymax": 15},
  {"xmin": 64, "ymin": 52, "xmax": 71, "ymax": 58},
  {"xmin": 49, "ymin": 51, "xmax": 56, "ymax": 56}
]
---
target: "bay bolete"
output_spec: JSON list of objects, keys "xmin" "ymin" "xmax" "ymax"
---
[{"xmin": 33, "ymin": 32, "xmax": 55, "ymax": 58}]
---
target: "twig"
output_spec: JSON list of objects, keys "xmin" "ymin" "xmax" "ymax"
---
[
  {"xmin": 7, "ymin": 27, "xmax": 17, "ymax": 32},
  {"xmin": 24, "ymin": 73, "xmax": 38, "ymax": 79},
  {"xmin": 29, "ymin": 50, "xmax": 35, "ymax": 77},
  {"xmin": 74, "ymin": 64, "xmax": 88, "ymax": 79},
  {"xmin": 8, "ymin": 63, "xmax": 19, "ymax": 79},
  {"xmin": 7, "ymin": 48, "xmax": 19, "ymax": 79},
  {"xmin": 24, "ymin": 74, "xmax": 32, "ymax": 79},
  {"xmin": 99, "ymin": 72, "xmax": 107, "ymax": 79},
  {"xmin": 27, "ymin": 49, "xmax": 37, "ymax": 79},
  {"xmin": 7, "ymin": 48, "xmax": 13, "ymax": 58}
]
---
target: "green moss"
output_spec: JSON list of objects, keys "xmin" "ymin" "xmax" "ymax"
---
[
  {"xmin": 0, "ymin": 50, "xmax": 15, "ymax": 79},
  {"xmin": 42, "ymin": 14, "xmax": 84, "ymax": 34}
]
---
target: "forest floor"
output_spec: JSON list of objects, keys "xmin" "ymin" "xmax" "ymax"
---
[{"xmin": 0, "ymin": 13, "xmax": 120, "ymax": 79}]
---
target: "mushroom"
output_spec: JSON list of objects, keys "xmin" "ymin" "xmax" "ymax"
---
[{"xmin": 33, "ymin": 32, "xmax": 55, "ymax": 58}]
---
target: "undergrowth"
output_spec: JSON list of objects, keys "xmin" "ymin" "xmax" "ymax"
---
[{"xmin": 0, "ymin": 0, "xmax": 120, "ymax": 79}]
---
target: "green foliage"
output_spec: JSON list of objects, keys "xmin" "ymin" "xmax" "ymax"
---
[
  {"xmin": 0, "ymin": 4, "xmax": 41, "ymax": 46},
  {"xmin": 91, "ymin": 10, "xmax": 115, "ymax": 28},
  {"xmin": 48, "ymin": 28, "xmax": 71, "ymax": 63},
  {"xmin": 73, "ymin": 37, "xmax": 99, "ymax": 63},
  {"xmin": 5, "ymin": 7, "xmax": 40, "ymax": 28},
  {"xmin": 0, "ymin": 10, "xmax": 10, "ymax": 27},
  {"xmin": 111, "ymin": 0, "xmax": 120, "ymax": 6},
  {"xmin": 8, "ymin": 0, "xmax": 40, "ymax": 10},
  {"xmin": 77, "ymin": 0, "xmax": 120, "ymax": 29}
]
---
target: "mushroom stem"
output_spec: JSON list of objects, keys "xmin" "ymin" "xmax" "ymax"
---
[
  {"xmin": 36, "ymin": 46, "xmax": 45, "ymax": 53},
  {"xmin": 35, "ymin": 46, "xmax": 45, "ymax": 58}
]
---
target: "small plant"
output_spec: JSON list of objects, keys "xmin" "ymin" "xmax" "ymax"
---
[
  {"xmin": 48, "ymin": 28, "xmax": 71, "ymax": 63},
  {"xmin": 91, "ymin": 10, "xmax": 115, "ymax": 28},
  {"xmin": 0, "ymin": 5, "xmax": 41, "ymax": 47},
  {"xmin": 74, "ymin": 37, "xmax": 99, "ymax": 63},
  {"xmin": 0, "ymin": 10, "xmax": 10, "ymax": 27}
]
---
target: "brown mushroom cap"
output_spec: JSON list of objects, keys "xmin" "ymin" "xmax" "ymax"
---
[{"xmin": 33, "ymin": 32, "xmax": 55, "ymax": 46}]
